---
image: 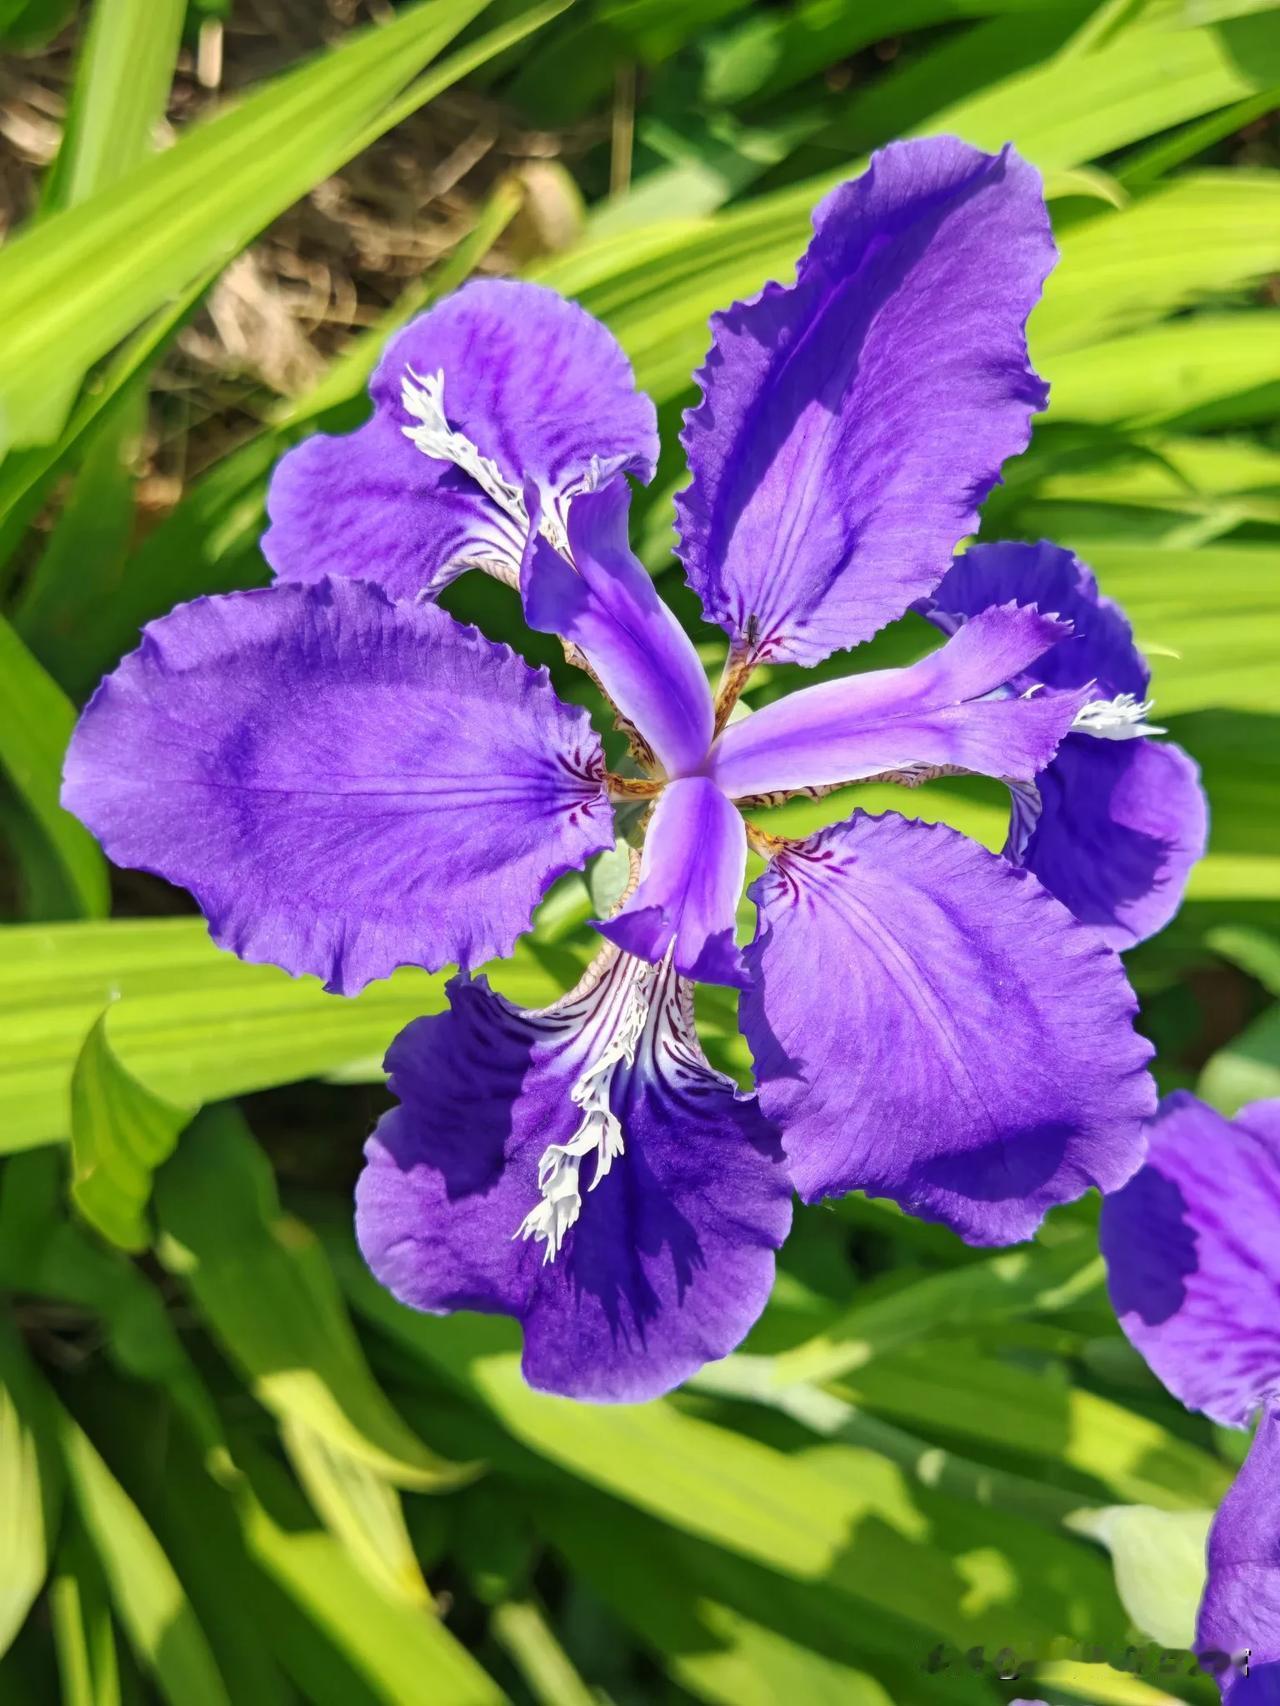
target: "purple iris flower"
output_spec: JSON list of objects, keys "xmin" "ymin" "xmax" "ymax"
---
[
  {"xmin": 1102, "ymin": 1095, "xmax": 1280, "ymax": 1700},
  {"xmin": 63, "ymin": 136, "xmax": 1192, "ymax": 1403}
]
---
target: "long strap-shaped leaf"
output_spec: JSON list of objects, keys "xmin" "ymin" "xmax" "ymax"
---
[
  {"xmin": 0, "ymin": 613, "xmax": 108, "ymax": 918},
  {"xmin": 0, "ymin": 0, "xmax": 497, "ymax": 450}
]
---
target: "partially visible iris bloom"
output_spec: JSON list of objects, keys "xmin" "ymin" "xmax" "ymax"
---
[
  {"xmin": 1102, "ymin": 1095, "xmax": 1280, "ymax": 1701},
  {"xmin": 63, "ymin": 137, "xmax": 1203, "ymax": 1402}
]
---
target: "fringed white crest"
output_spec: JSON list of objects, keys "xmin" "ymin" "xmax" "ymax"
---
[
  {"xmin": 1072, "ymin": 692, "xmax": 1164, "ymax": 740},
  {"xmin": 514, "ymin": 957, "xmax": 656, "ymax": 1263},
  {"xmin": 400, "ymin": 366, "xmax": 613, "ymax": 565},
  {"xmin": 401, "ymin": 366, "xmax": 530, "ymax": 525}
]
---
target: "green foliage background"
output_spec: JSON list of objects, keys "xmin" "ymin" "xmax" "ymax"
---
[{"xmin": 1, "ymin": 0, "xmax": 1278, "ymax": 1700}]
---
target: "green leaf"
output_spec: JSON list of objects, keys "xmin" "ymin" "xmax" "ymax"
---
[
  {"xmin": 0, "ymin": 0, "xmax": 492, "ymax": 449},
  {"xmin": 279, "ymin": 1417, "xmax": 434, "ymax": 1606},
  {"xmin": 1199, "ymin": 1002, "xmax": 1280, "ymax": 1112},
  {"xmin": 12, "ymin": 393, "xmax": 144, "ymax": 693},
  {"xmin": 41, "ymin": 0, "xmax": 184, "ymax": 215},
  {"xmin": 0, "ymin": 0, "xmax": 76, "ymax": 50},
  {"xmin": 49, "ymin": 1519, "xmax": 123, "ymax": 1706},
  {"xmin": 1037, "ymin": 171, "xmax": 1280, "ymax": 353},
  {"xmin": 0, "ymin": 1151, "xmax": 228, "ymax": 1464},
  {"xmin": 68, "ymin": 1007, "xmax": 190, "ymax": 1252},
  {"xmin": 0, "ymin": 1315, "xmax": 62, "ymax": 1659},
  {"xmin": 1085, "ymin": 542, "xmax": 1278, "ymax": 717},
  {"xmin": 489, "ymin": 1600, "xmax": 597, "ymax": 1706},
  {"xmin": 154, "ymin": 1106, "xmax": 473, "ymax": 1490},
  {"xmin": 909, "ymin": 8, "xmax": 1280, "ymax": 173},
  {"xmin": 1046, "ymin": 312, "xmax": 1280, "ymax": 426},
  {"xmin": 694, "ymin": 1356, "xmax": 1088, "ymax": 1528},
  {"xmin": 829, "ymin": 1339, "xmax": 1231, "ymax": 1509},
  {"xmin": 55, "ymin": 1401, "xmax": 231, "ymax": 1706},
  {"xmin": 0, "ymin": 613, "xmax": 109, "ymax": 920},
  {"xmin": 335, "ymin": 1243, "xmax": 1159, "ymax": 1655},
  {"xmin": 234, "ymin": 1440, "xmax": 505, "ymax": 1706},
  {"xmin": 0, "ymin": 267, "xmax": 214, "ymax": 588},
  {"xmin": 1069, "ymin": 1504, "xmax": 1213, "ymax": 1648},
  {"xmin": 539, "ymin": 1488, "xmax": 938, "ymax": 1706},
  {"xmin": 337, "ymin": 1267, "xmax": 869, "ymax": 1579},
  {"xmin": 0, "ymin": 915, "xmax": 567, "ymax": 1153},
  {"xmin": 769, "ymin": 1236, "xmax": 1103, "ymax": 1388},
  {"xmin": 42, "ymin": 180, "xmax": 523, "ymax": 698},
  {"xmin": 1206, "ymin": 925, "xmax": 1280, "ymax": 996}
]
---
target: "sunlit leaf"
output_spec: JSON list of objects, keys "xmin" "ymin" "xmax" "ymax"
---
[
  {"xmin": 69, "ymin": 1007, "xmax": 190, "ymax": 1252},
  {"xmin": 1069, "ymin": 1503, "xmax": 1212, "ymax": 1649},
  {"xmin": 154, "ymin": 1107, "xmax": 474, "ymax": 1490},
  {"xmin": 0, "ymin": 1318, "xmax": 62, "ymax": 1659}
]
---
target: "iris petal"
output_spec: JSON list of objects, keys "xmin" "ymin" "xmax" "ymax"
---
[
  {"xmin": 1017, "ymin": 735, "xmax": 1207, "ymax": 949},
  {"xmin": 62, "ymin": 579, "xmax": 613, "ymax": 993},
  {"xmin": 677, "ymin": 136, "xmax": 1055, "ymax": 667},
  {"xmin": 708, "ymin": 603, "xmax": 1084, "ymax": 799},
  {"xmin": 920, "ymin": 540, "xmax": 1208, "ymax": 946},
  {"xmin": 597, "ymin": 777, "xmax": 749, "ymax": 988},
  {"xmin": 522, "ymin": 480, "xmax": 715, "ymax": 777},
  {"xmin": 356, "ymin": 950, "xmax": 790, "ymax": 1402},
  {"xmin": 1101, "ymin": 1093, "xmax": 1280, "ymax": 1429},
  {"xmin": 1196, "ymin": 1399, "xmax": 1280, "ymax": 1702},
  {"xmin": 264, "ymin": 279, "xmax": 658, "ymax": 598},
  {"xmin": 743, "ymin": 811, "xmax": 1153, "ymax": 1243}
]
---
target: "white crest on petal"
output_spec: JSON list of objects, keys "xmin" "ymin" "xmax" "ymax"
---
[
  {"xmin": 401, "ymin": 366, "xmax": 618, "ymax": 565},
  {"xmin": 1072, "ymin": 692, "xmax": 1165, "ymax": 741},
  {"xmin": 401, "ymin": 366, "xmax": 530, "ymax": 527},
  {"xmin": 514, "ymin": 953, "xmax": 656, "ymax": 1264}
]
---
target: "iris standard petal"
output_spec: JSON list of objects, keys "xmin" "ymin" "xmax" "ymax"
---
[
  {"xmin": 676, "ymin": 136, "xmax": 1054, "ymax": 668},
  {"xmin": 742, "ymin": 812, "xmax": 1153, "ymax": 1243},
  {"xmin": 919, "ymin": 541, "xmax": 1207, "ymax": 946},
  {"xmin": 1196, "ymin": 1400, "xmax": 1280, "ymax": 1703},
  {"xmin": 522, "ymin": 480, "xmax": 715, "ymax": 776},
  {"xmin": 708, "ymin": 603, "xmax": 1084, "ymax": 799},
  {"xmin": 264, "ymin": 279, "xmax": 659, "ymax": 596},
  {"xmin": 1019, "ymin": 735, "xmax": 1207, "ymax": 949},
  {"xmin": 62, "ymin": 579, "xmax": 613, "ymax": 994},
  {"xmin": 356, "ymin": 951, "xmax": 791, "ymax": 1403},
  {"xmin": 1101, "ymin": 1093, "xmax": 1280, "ymax": 1429},
  {"xmin": 597, "ymin": 776, "xmax": 748, "ymax": 988}
]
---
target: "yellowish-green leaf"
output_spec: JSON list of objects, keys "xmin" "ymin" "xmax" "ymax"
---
[
  {"xmin": 1069, "ymin": 1503, "xmax": 1212, "ymax": 1648},
  {"xmin": 155, "ymin": 1107, "xmax": 474, "ymax": 1490},
  {"xmin": 69, "ymin": 1007, "xmax": 190, "ymax": 1252},
  {"xmin": 831, "ymin": 1338, "xmax": 1231, "ymax": 1509},
  {"xmin": 49, "ymin": 1519, "xmax": 123, "ymax": 1706},
  {"xmin": 1047, "ymin": 312, "xmax": 1280, "ymax": 425},
  {"xmin": 770, "ymin": 1237, "xmax": 1102, "ymax": 1387},
  {"xmin": 280, "ymin": 1417, "xmax": 433, "ymax": 1607},
  {"xmin": 490, "ymin": 1600, "xmax": 597, "ymax": 1706},
  {"xmin": 0, "ymin": 916, "xmax": 567, "ymax": 1153},
  {"xmin": 41, "ymin": 0, "xmax": 184, "ymax": 215},
  {"xmin": 0, "ymin": 613, "xmax": 109, "ymax": 920},
  {"xmin": 1200, "ymin": 1003, "xmax": 1280, "ymax": 1113},
  {"xmin": 0, "ymin": 1316, "xmax": 62, "ymax": 1659},
  {"xmin": 235, "ymin": 1443, "xmax": 504, "ymax": 1706},
  {"xmin": 1037, "ymin": 171, "xmax": 1280, "ymax": 353},
  {"xmin": 55, "ymin": 1404, "xmax": 230, "ymax": 1706},
  {"xmin": 0, "ymin": 0, "xmax": 491, "ymax": 448}
]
